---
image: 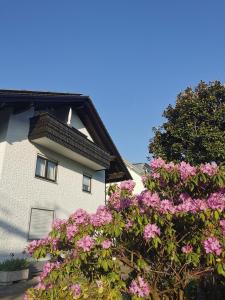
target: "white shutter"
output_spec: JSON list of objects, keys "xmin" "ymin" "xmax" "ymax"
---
[{"xmin": 29, "ymin": 208, "xmax": 54, "ymax": 240}]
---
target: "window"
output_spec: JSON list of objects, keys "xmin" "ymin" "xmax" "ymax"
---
[
  {"xmin": 83, "ymin": 175, "xmax": 91, "ymax": 193},
  {"xmin": 28, "ymin": 208, "xmax": 54, "ymax": 240},
  {"xmin": 35, "ymin": 155, "xmax": 57, "ymax": 182}
]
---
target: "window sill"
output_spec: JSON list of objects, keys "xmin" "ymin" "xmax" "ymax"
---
[
  {"xmin": 82, "ymin": 189, "xmax": 92, "ymax": 194},
  {"xmin": 35, "ymin": 176, "xmax": 58, "ymax": 184}
]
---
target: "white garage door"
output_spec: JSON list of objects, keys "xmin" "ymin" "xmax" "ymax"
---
[{"xmin": 28, "ymin": 208, "xmax": 54, "ymax": 240}]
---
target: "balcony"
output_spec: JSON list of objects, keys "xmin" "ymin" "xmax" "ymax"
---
[{"xmin": 29, "ymin": 113, "xmax": 111, "ymax": 170}]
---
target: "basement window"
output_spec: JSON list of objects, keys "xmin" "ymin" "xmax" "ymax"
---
[
  {"xmin": 28, "ymin": 208, "xmax": 54, "ymax": 240},
  {"xmin": 82, "ymin": 175, "xmax": 91, "ymax": 193},
  {"xmin": 35, "ymin": 155, "xmax": 57, "ymax": 182}
]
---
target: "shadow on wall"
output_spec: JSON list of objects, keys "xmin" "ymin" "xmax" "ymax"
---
[{"xmin": 35, "ymin": 144, "xmax": 105, "ymax": 185}]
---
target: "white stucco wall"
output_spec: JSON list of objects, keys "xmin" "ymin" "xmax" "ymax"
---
[
  {"xmin": 0, "ymin": 108, "xmax": 105, "ymax": 260},
  {"xmin": 107, "ymin": 165, "xmax": 144, "ymax": 195},
  {"xmin": 0, "ymin": 108, "xmax": 11, "ymax": 180},
  {"xmin": 70, "ymin": 111, "xmax": 94, "ymax": 142},
  {"xmin": 126, "ymin": 166, "xmax": 145, "ymax": 194}
]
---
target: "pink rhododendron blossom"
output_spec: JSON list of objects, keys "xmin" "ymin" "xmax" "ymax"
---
[
  {"xmin": 179, "ymin": 162, "xmax": 197, "ymax": 180},
  {"xmin": 160, "ymin": 200, "xmax": 175, "ymax": 214},
  {"xmin": 203, "ymin": 237, "xmax": 222, "ymax": 255},
  {"xmin": 141, "ymin": 191, "xmax": 160, "ymax": 208},
  {"xmin": 120, "ymin": 180, "xmax": 135, "ymax": 192},
  {"xmin": 125, "ymin": 219, "xmax": 133, "ymax": 229},
  {"xmin": 52, "ymin": 219, "xmax": 66, "ymax": 230},
  {"xmin": 70, "ymin": 209, "xmax": 90, "ymax": 225},
  {"xmin": 27, "ymin": 236, "xmax": 59, "ymax": 255},
  {"xmin": 207, "ymin": 193, "xmax": 225, "ymax": 210},
  {"xmin": 129, "ymin": 276, "xmax": 150, "ymax": 297},
  {"xmin": 176, "ymin": 198, "xmax": 197, "ymax": 213},
  {"xmin": 200, "ymin": 162, "xmax": 218, "ymax": 176},
  {"xmin": 141, "ymin": 175, "xmax": 148, "ymax": 184},
  {"xmin": 101, "ymin": 240, "xmax": 112, "ymax": 249},
  {"xmin": 150, "ymin": 157, "xmax": 166, "ymax": 170},
  {"xmin": 35, "ymin": 282, "xmax": 46, "ymax": 290},
  {"xmin": 164, "ymin": 162, "xmax": 177, "ymax": 171},
  {"xmin": 77, "ymin": 235, "xmax": 94, "ymax": 252},
  {"xmin": 90, "ymin": 205, "xmax": 112, "ymax": 227},
  {"xmin": 66, "ymin": 224, "xmax": 79, "ymax": 241},
  {"xmin": 220, "ymin": 219, "xmax": 225, "ymax": 236},
  {"xmin": 121, "ymin": 197, "xmax": 133, "ymax": 210},
  {"xmin": 182, "ymin": 245, "xmax": 193, "ymax": 254},
  {"xmin": 108, "ymin": 191, "xmax": 121, "ymax": 211},
  {"xmin": 144, "ymin": 223, "xmax": 160, "ymax": 240},
  {"xmin": 70, "ymin": 284, "xmax": 81, "ymax": 297},
  {"xmin": 40, "ymin": 262, "xmax": 61, "ymax": 281},
  {"xmin": 23, "ymin": 294, "xmax": 30, "ymax": 300},
  {"xmin": 152, "ymin": 172, "xmax": 160, "ymax": 179},
  {"xmin": 49, "ymin": 237, "xmax": 59, "ymax": 250},
  {"xmin": 193, "ymin": 199, "xmax": 208, "ymax": 211}
]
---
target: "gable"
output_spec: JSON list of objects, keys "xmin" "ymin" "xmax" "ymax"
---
[
  {"xmin": 70, "ymin": 110, "xmax": 94, "ymax": 142},
  {"xmin": 0, "ymin": 90, "xmax": 132, "ymax": 183}
]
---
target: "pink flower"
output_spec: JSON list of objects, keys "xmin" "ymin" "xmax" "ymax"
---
[
  {"xmin": 70, "ymin": 284, "xmax": 81, "ymax": 297},
  {"xmin": 40, "ymin": 262, "xmax": 61, "ymax": 281},
  {"xmin": 176, "ymin": 198, "xmax": 197, "ymax": 213},
  {"xmin": 164, "ymin": 161, "xmax": 176, "ymax": 171},
  {"xmin": 108, "ymin": 191, "xmax": 121, "ymax": 211},
  {"xmin": 129, "ymin": 276, "xmax": 150, "ymax": 297},
  {"xmin": 66, "ymin": 224, "xmax": 78, "ymax": 241},
  {"xmin": 48, "ymin": 237, "xmax": 59, "ymax": 250},
  {"xmin": 182, "ymin": 245, "xmax": 193, "ymax": 254},
  {"xmin": 193, "ymin": 199, "xmax": 208, "ymax": 211},
  {"xmin": 220, "ymin": 219, "xmax": 225, "ymax": 236},
  {"xmin": 179, "ymin": 162, "xmax": 196, "ymax": 180},
  {"xmin": 207, "ymin": 193, "xmax": 225, "ymax": 210},
  {"xmin": 70, "ymin": 209, "xmax": 90, "ymax": 225},
  {"xmin": 90, "ymin": 206, "xmax": 112, "ymax": 227},
  {"xmin": 23, "ymin": 294, "xmax": 30, "ymax": 300},
  {"xmin": 152, "ymin": 172, "xmax": 160, "ymax": 179},
  {"xmin": 150, "ymin": 157, "xmax": 166, "ymax": 170},
  {"xmin": 101, "ymin": 240, "xmax": 112, "ymax": 249},
  {"xmin": 160, "ymin": 200, "xmax": 175, "ymax": 214},
  {"xmin": 203, "ymin": 237, "xmax": 222, "ymax": 256},
  {"xmin": 141, "ymin": 175, "xmax": 148, "ymax": 184},
  {"xmin": 200, "ymin": 162, "xmax": 218, "ymax": 176},
  {"xmin": 125, "ymin": 219, "xmax": 133, "ymax": 229},
  {"xmin": 77, "ymin": 235, "xmax": 94, "ymax": 252},
  {"xmin": 144, "ymin": 223, "xmax": 160, "ymax": 240},
  {"xmin": 35, "ymin": 282, "xmax": 46, "ymax": 290},
  {"xmin": 120, "ymin": 180, "xmax": 135, "ymax": 192},
  {"xmin": 52, "ymin": 219, "xmax": 66, "ymax": 230},
  {"xmin": 141, "ymin": 191, "xmax": 160, "ymax": 208},
  {"xmin": 27, "ymin": 236, "xmax": 59, "ymax": 254}
]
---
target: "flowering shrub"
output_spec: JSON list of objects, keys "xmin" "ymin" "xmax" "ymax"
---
[{"xmin": 25, "ymin": 159, "xmax": 225, "ymax": 300}]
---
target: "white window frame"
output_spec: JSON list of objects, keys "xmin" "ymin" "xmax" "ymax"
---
[
  {"xmin": 82, "ymin": 174, "xmax": 92, "ymax": 193},
  {"xmin": 35, "ymin": 155, "xmax": 58, "ymax": 182}
]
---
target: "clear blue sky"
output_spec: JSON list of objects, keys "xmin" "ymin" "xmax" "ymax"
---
[{"xmin": 1, "ymin": 1, "xmax": 225, "ymax": 163}]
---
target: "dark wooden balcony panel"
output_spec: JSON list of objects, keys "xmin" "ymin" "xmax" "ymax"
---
[{"xmin": 29, "ymin": 113, "xmax": 111, "ymax": 169}]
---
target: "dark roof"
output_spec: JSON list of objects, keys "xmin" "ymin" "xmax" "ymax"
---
[
  {"xmin": 123, "ymin": 159, "xmax": 150, "ymax": 176},
  {"xmin": 0, "ymin": 89, "xmax": 131, "ymax": 183}
]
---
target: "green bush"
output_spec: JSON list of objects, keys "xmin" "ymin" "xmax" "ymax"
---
[{"xmin": 0, "ymin": 258, "xmax": 29, "ymax": 271}]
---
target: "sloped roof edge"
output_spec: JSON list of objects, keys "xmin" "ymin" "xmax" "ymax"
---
[{"xmin": 0, "ymin": 89, "xmax": 132, "ymax": 183}]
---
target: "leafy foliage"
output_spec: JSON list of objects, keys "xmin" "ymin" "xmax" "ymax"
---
[
  {"xmin": 149, "ymin": 81, "xmax": 225, "ymax": 165},
  {"xmin": 25, "ymin": 159, "xmax": 225, "ymax": 300},
  {"xmin": 0, "ymin": 258, "xmax": 29, "ymax": 271}
]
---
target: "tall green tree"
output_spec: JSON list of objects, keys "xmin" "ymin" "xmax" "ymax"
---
[{"xmin": 149, "ymin": 81, "xmax": 225, "ymax": 165}]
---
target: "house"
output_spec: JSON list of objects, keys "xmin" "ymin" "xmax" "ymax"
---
[
  {"xmin": 113, "ymin": 159, "xmax": 150, "ymax": 194},
  {"xmin": 0, "ymin": 90, "xmax": 131, "ymax": 260}
]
